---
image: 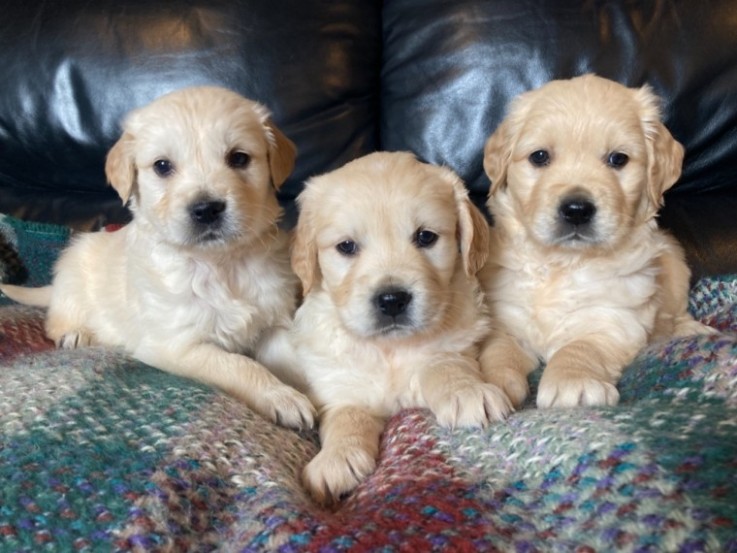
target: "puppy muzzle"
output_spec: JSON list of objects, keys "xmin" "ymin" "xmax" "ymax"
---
[
  {"xmin": 554, "ymin": 193, "xmax": 598, "ymax": 244},
  {"xmin": 372, "ymin": 286, "xmax": 414, "ymax": 334},
  {"xmin": 187, "ymin": 198, "xmax": 229, "ymax": 243}
]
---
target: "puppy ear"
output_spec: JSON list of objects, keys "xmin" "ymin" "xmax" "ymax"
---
[
  {"xmin": 105, "ymin": 132, "xmax": 136, "ymax": 204},
  {"xmin": 646, "ymin": 123, "xmax": 684, "ymax": 209},
  {"xmin": 265, "ymin": 121, "xmax": 297, "ymax": 189},
  {"xmin": 483, "ymin": 120, "xmax": 512, "ymax": 195},
  {"xmin": 447, "ymin": 170, "xmax": 490, "ymax": 276},
  {"xmin": 291, "ymin": 191, "xmax": 320, "ymax": 295},
  {"xmin": 634, "ymin": 85, "xmax": 685, "ymax": 217}
]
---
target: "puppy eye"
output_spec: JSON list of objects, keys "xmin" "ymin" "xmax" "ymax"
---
[
  {"xmin": 227, "ymin": 150, "xmax": 251, "ymax": 169},
  {"xmin": 414, "ymin": 229, "xmax": 439, "ymax": 248},
  {"xmin": 336, "ymin": 240, "xmax": 359, "ymax": 256},
  {"xmin": 529, "ymin": 150, "xmax": 550, "ymax": 167},
  {"xmin": 607, "ymin": 152, "xmax": 629, "ymax": 169},
  {"xmin": 153, "ymin": 159, "xmax": 174, "ymax": 177}
]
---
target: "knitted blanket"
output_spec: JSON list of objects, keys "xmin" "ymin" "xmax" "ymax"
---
[{"xmin": 1, "ymin": 215, "xmax": 736, "ymax": 552}]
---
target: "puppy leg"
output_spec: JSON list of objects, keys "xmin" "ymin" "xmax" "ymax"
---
[
  {"xmin": 302, "ymin": 406, "xmax": 384, "ymax": 506},
  {"xmin": 45, "ymin": 296, "xmax": 97, "ymax": 349},
  {"xmin": 254, "ymin": 326, "xmax": 310, "ymax": 393},
  {"xmin": 419, "ymin": 354, "xmax": 513, "ymax": 427},
  {"xmin": 479, "ymin": 331, "xmax": 538, "ymax": 408},
  {"xmin": 537, "ymin": 337, "xmax": 632, "ymax": 408},
  {"xmin": 139, "ymin": 342, "xmax": 316, "ymax": 429},
  {"xmin": 653, "ymin": 242, "xmax": 717, "ymax": 339},
  {"xmin": 671, "ymin": 316, "xmax": 717, "ymax": 338}
]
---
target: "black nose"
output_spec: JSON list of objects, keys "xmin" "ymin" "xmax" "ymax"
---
[
  {"xmin": 190, "ymin": 200, "xmax": 226, "ymax": 225},
  {"xmin": 375, "ymin": 289, "xmax": 413, "ymax": 318},
  {"xmin": 559, "ymin": 197, "xmax": 596, "ymax": 226}
]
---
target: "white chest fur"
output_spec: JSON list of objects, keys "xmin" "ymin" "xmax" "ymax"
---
[
  {"xmin": 126, "ymin": 233, "xmax": 296, "ymax": 355},
  {"xmin": 487, "ymin": 230, "xmax": 663, "ymax": 360}
]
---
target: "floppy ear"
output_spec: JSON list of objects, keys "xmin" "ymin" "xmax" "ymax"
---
[
  {"xmin": 447, "ymin": 170, "xmax": 490, "ymax": 276},
  {"xmin": 634, "ymin": 85, "xmax": 685, "ymax": 218},
  {"xmin": 644, "ymin": 122, "xmax": 684, "ymax": 216},
  {"xmin": 291, "ymin": 190, "xmax": 320, "ymax": 295},
  {"xmin": 105, "ymin": 132, "xmax": 136, "ymax": 204},
  {"xmin": 265, "ymin": 121, "xmax": 297, "ymax": 189},
  {"xmin": 483, "ymin": 120, "xmax": 513, "ymax": 196}
]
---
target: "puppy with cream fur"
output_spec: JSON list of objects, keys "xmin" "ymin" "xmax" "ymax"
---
[
  {"xmin": 478, "ymin": 74, "xmax": 715, "ymax": 410},
  {"xmin": 0, "ymin": 86, "xmax": 315, "ymax": 429},
  {"xmin": 280, "ymin": 152, "xmax": 512, "ymax": 505}
]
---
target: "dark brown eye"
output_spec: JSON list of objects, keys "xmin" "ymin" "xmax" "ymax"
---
[
  {"xmin": 414, "ymin": 229, "xmax": 439, "ymax": 248},
  {"xmin": 336, "ymin": 240, "xmax": 358, "ymax": 256},
  {"xmin": 607, "ymin": 152, "xmax": 629, "ymax": 169},
  {"xmin": 529, "ymin": 150, "xmax": 550, "ymax": 167},
  {"xmin": 227, "ymin": 150, "xmax": 251, "ymax": 169},
  {"xmin": 153, "ymin": 159, "xmax": 174, "ymax": 177}
]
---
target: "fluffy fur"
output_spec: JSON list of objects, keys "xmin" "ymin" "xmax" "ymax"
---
[
  {"xmin": 478, "ymin": 74, "xmax": 715, "ymax": 409},
  {"xmin": 0, "ymin": 86, "xmax": 315, "ymax": 429},
  {"xmin": 278, "ymin": 152, "xmax": 512, "ymax": 505}
]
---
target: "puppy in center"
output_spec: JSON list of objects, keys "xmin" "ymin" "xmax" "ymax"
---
[{"xmin": 274, "ymin": 152, "xmax": 512, "ymax": 505}]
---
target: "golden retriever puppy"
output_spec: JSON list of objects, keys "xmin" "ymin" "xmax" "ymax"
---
[
  {"xmin": 284, "ymin": 151, "xmax": 512, "ymax": 505},
  {"xmin": 0, "ymin": 86, "xmax": 315, "ymax": 429},
  {"xmin": 478, "ymin": 74, "xmax": 715, "ymax": 410}
]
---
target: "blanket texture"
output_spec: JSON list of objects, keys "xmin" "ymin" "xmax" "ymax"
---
[{"xmin": 1, "ymin": 215, "xmax": 736, "ymax": 552}]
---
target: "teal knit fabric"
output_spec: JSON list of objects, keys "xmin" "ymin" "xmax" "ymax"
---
[{"xmin": 0, "ymin": 214, "xmax": 69, "ymax": 291}]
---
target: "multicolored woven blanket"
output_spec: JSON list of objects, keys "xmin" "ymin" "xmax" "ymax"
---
[{"xmin": 1, "ymin": 215, "xmax": 736, "ymax": 552}]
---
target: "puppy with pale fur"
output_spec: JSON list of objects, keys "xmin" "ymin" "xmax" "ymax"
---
[
  {"xmin": 0, "ymin": 86, "xmax": 315, "ymax": 429},
  {"xmin": 280, "ymin": 152, "xmax": 512, "ymax": 505},
  {"xmin": 478, "ymin": 74, "xmax": 715, "ymax": 410}
]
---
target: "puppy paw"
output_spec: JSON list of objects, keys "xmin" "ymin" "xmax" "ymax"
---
[
  {"xmin": 257, "ymin": 385, "xmax": 316, "ymax": 430},
  {"xmin": 537, "ymin": 373, "xmax": 619, "ymax": 408},
  {"xmin": 302, "ymin": 445, "xmax": 376, "ymax": 506},
  {"xmin": 57, "ymin": 331, "xmax": 93, "ymax": 349},
  {"xmin": 673, "ymin": 318, "xmax": 718, "ymax": 338},
  {"xmin": 484, "ymin": 367, "xmax": 530, "ymax": 409},
  {"xmin": 431, "ymin": 382, "xmax": 513, "ymax": 428}
]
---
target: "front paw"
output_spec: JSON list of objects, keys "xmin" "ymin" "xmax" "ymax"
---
[
  {"xmin": 257, "ymin": 385, "xmax": 316, "ymax": 430},
  {"xmin": 302, "ymin": 445, "xmax": 376, "ymax": 506},
  {"xmin": 484, "ymin": 367, "xmax": 529, "ymax": 409},
  {"xmin": 537, "ymin": 371, "xmax": 619, "ymax": 408},
  {"xmin": 431, "ymin": 382, "xmax": 513, "ymax": 428},
  {"xmin": 673, "ymin": 318, "xmax": 718, "ymax": 338},
  {"xmin": 57, "ymin": 331, "xmax": 94, "ymax": 349}
]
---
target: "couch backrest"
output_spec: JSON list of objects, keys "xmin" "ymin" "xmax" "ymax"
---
[
  {"xmin": 381, "ymin": 0, "xmax": 737, "ymax": 277},
  {"xmin": 2, "ymin": 0, "xmax": 737, "ymax": 276},
  {"xmin": 0, "ymin": 0, "xmax": 381, "ymax": 227}
]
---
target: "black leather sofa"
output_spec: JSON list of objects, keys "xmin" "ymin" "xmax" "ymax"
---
[
  {"xmin": 2, "ymin": 0, "xmax": 736, "ymax": 278},
  {"xmin": 2, "ymin": 2, "xmax": 737, "ymax": 551}
]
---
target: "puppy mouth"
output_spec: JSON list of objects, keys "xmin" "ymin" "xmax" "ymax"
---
[
  {"xmin": 192, "ymin": 228, "xmax": 228, "ymax": 244},
  {"xmin": 552, "ymin": 227, "xmax": 598, "ymax": 245},
  {"xmin": 375, "ymin": 320, "xmax": 416, "ymax": 336},
  {"xmin": 188, "ymin": 223, "xmax": 233, "ymax": 246}
]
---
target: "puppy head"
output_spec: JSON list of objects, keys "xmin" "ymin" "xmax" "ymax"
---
[
  {"xmin": 484, "ymin": 74, "xmax": 684, "ymax": 252},
  {"xmin": 105, "ymin": 86, "xmax": 297, "ymax": 249},
  {"xmin": 292, "ymin": 151, "xmax": 488, "ymax": 339}
]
